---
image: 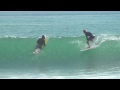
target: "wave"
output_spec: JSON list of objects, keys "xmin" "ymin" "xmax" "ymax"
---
[{"xmin": 0, "ymin": 35, "xmax": 120, "ymax": 70}]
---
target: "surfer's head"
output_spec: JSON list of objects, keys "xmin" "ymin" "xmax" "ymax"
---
[
  {"xmin": 42, "ymin": 35, "xmax": 45, "ymax": 39},
  {"xmin": 83, "ymin": 30, "xmax": 86, "ymax": 33}
]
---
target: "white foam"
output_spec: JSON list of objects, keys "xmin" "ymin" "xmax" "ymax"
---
[
  {"xmin": 33, "ymin": 49, "xmax": 41, "ymax": 54},
  {"xmin": 98, "ymin": 34, "xmax": 120, "ymax": 41}
]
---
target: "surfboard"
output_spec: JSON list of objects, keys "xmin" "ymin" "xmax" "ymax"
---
[
  {"xmin": 80, "ymin": 43, "xmax": 99, "ymax": 51},
  {"xmin": 45, "ymin": 38, "xmax": 49, "ymax": 44}
]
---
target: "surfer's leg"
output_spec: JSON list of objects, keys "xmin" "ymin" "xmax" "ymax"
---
[
  {"xmin": 34, "ymin": 44, "xmax": 41, "ymax": 52},
  {"xmin": 93, "ymin": 40, "xmax": 97, "ymax": 45},
  {"xmin": 90, "ymin": 36, "xmax": 97, "ymax": 45},
  {"xmin": 87, "ymin": 40, "xmax": 90, "ymax": 48},
  {"xmin": 90, "ymin": 40, "xmax": 97, "ymax": 45}
]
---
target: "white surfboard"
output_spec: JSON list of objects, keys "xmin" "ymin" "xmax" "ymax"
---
[{"xmin": 80, "ymin": 43, "xmax": 99, "ymax": 51}]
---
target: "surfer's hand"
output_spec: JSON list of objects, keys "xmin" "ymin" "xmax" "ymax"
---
[{"xmin": 86, "ymin": 38, "xmax": 88, "ymax": 40}]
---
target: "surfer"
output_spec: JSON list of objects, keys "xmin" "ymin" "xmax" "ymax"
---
[
  {"xmin": 83, "ymin": 30, "xmax": 97, "ymax": 48},
  {"xmin": 35, "ymin": 35, "xmax": 46, "ymax": 50}
]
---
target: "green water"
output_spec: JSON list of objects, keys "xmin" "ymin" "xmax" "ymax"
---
[{"xmin": 0, "ymin": 36, "xmax": 120, "ymax": 71}]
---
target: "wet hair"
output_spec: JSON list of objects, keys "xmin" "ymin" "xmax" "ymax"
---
[
  {"xmin": 42, "ymin": 35, "xmax": 45, "ymax": 39},
  {"xmin": 83, "ymin": 30, "xmax": 86, "ymax": 33}
]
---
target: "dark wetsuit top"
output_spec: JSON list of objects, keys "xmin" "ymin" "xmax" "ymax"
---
[
  {"xmin": 36, "ymin": 38, "xmax": 45, "ymax": 49},
  {"xmin": 85, "ymin": 32, "xmax": 95, "ymax": 41}
]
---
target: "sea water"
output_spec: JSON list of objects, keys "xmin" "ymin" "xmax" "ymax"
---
[{"xmin": 0, "ymin": 11, "xmax": 120, "ymax": 79}]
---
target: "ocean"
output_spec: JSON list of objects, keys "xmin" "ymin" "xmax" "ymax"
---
[{"xmin": 0, "ymin": 11, "xmax": 120, "ymax": 79}]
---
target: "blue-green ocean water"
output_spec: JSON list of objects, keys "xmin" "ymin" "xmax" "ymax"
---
[{"xmin": 0, "ymin": 11, "xmax": 120, "ymax": 79}]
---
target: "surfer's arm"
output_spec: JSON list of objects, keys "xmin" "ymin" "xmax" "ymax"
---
[
  {"xmin": 37, "ymin": 39, "xmax": 40, "ymax": 44},
  {"xmin": 85, "ymin": 35, "xmax": 89, "ymax": 41},
  {"xmin": 37, "ymin": 40, "xmax": 39, "ymax": 44}
]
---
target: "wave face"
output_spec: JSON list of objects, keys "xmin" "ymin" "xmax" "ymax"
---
[{"xmin": 0, "ymin": 35, "xmax": 120, "ymax": 71}]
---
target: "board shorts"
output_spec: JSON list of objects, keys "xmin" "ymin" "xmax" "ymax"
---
[
  {"xmin": 88, "ymin": 35, "xmax": 95, "ymax": 41},
  {"xmin": 36, "ymin": 44, "xmax": 42, "ymax": 49}
]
